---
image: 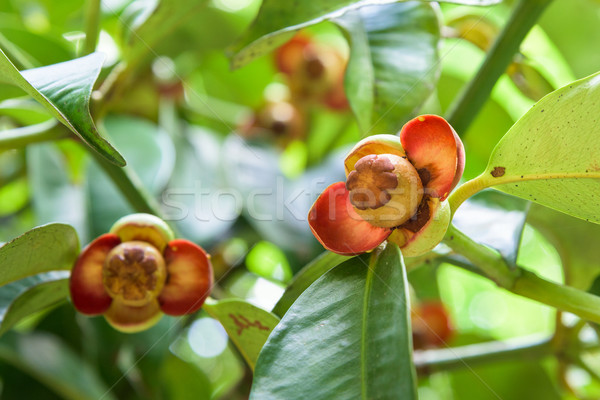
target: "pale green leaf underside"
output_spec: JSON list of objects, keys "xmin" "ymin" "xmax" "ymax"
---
[
  {"xmin": 250, "ymin": 244, "xmax": 416, "ymax": 399},
  {"xmin": 204, "ymin": 299, "xmax": 279, "ymax": 371},
  {"xmin": 0, "ymin": 224, "xmax": 79, "ymax": 286},
  {"xmin": 335, "ymin": 2, "xmax": 439, "ymax": 135},
  {"xmin": 481, "ymin": 71, "xmax": 600, "ymax": 224},
  {"xmin": 229, "ymin": 0, "xmax": 500, "ymax": 69},
  {"xmin": 0, "ymin": 50, "xmax": 125, "ymax": 166}
]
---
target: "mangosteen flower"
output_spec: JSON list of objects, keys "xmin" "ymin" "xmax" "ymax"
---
[
  {"xmin": 69, "ymin": 214, "xmax": 213, "ymax": 333},
  {"xmin": 308, "ymin": 115, "xmax": 465, "ymax": 257}
]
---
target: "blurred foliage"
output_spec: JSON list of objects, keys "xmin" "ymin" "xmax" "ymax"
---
[{"xmin": 0, "ymin": 0, "xmax": 599, "ymax": 398}]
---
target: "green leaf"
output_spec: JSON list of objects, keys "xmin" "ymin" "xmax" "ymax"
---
[
  {"xmin": 477, "ymin": 71, "xmax": 600, "ymax": 223},
  {"xmin": 229, "ymin": 0, "xmax": 500, "ymax": 69},
  {"xmin": 0, "ymin": 50, "xmax": 125, "ymax": 166},
  {"xmin": 453, "ymin": 190, "xmax": 529, "ymax": 265},
  {"xmin": 0, "ymin": 332, "xmax": 116, "ymax": 400},
  {"xmin": 0, "ymin": 273, "xmax": 69, "ymax": 336},
  {"xmin": 528, "ymin": 204, "xmax": 600, "ymax": 290},
  {"xmin": 203, "ymin": 299, "xmax": 280, "ymax": 371},
  {"xmin": 0, "ymin": 224, "xmax": 79, "ymax": 286},
  {"xmin": 250, "ymin": 243, "xmax": 417, "ymax": 399},
  {"xmin": 335, "ymin": 2, "xmax": 440, "ymax": 135},
  {"xmin": 272, "ymin": 251, "xmax": 350, "ymax": 317}
]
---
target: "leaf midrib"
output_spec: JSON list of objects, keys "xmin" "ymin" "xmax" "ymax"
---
[
  {"xmin": 360, "ymin": 254, "xmax": 376, "ymax": 400},
  {"xmin": 484, "ymin": 170, "xmax": 600, "ymax": 187}
]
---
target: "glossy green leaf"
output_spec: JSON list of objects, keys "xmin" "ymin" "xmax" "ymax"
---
[
  {"xmin": 203, "ymin": 299, "xmax": 280, "ymax": 371},
  {"xmin": 0, "ymin": 51, "xmax": 125, "ymax": 165},
  {"xmin": 453, "ymin": 190, "xmax": 529, "ymax": 265},
  {"xmin": 272, "ymin": 251, "xmax": 350, "ymax": 317},
  {"xmin": 335, "ymin": 2, "xmax": 439, "ymax": 135},
  {"xmin": 478, "ymin": 71, "xmax": 600, "ymax": 223},
  {"xmin": 0, "ymin": 273, "xmax": 69, "ymax": 336},
  {"xmin": 528, "ymin": 204, "xmax": 600, "ymax": 290},
  {"xmin": 0, "ymin": 224, "xmax": 79, "ymax": 286},
  {"xmin": 0, "ymin": 332, "xmax": 116, "ymax": 400},
  {"xmin": 229, "ymin": 0, "xmax": 499, "ymax": 68},
  {"xmin": 251, "ymin": 244, "xmax": 417, "ymax": 399}
]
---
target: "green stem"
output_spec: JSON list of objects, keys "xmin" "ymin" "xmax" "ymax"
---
[
  {"xmin": 415, "ymin": 336, "xmax": 553, "ymax": 374},
  {"xmin": 444, "ymin": 224, "xmax": 600, "ymax": 324},
  {"xmin": 84, "ymin": 0, "xmax": 102, "ymax": 55},
  {"xmin": 0, "ymin": 121, "xmax": 68, "ymax": 150},
  {"xmin": 0, "ymin": 33, "xmax": 36, "ymax": 69},
  {"xmin": 445, "ymin": 0, "xmax": 553, "ymax": 134},
  {"xmin": 89, "ymin": 149, "xmax": 164, "ymax": 217},
  {"xmin": 447, "ymin": 174, "xmax": 487, "ymax": 215}
]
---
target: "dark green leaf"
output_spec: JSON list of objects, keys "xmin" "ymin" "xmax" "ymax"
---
[
  {"xmin": 251, "ymin": 243, "xmax": 417, "ymax": 399},
  {"xmin": 453, "ymin": 190, "xmax": 529, "ymax": 265},
  {"xmin": 0, "ymin": 224, "xmax": 79, "ymax": 286},
  {"xmin": 335, "ymin": 2, "xmax": 440, "ymax": 135},
  {"xmin": 478, "ymin": 71, "xmax": 600, "ymax": 223},
  {"xmin": 204, "ymin": 299, "xmax": 280, "ymax": 370},
  {"xmin": 272, "ymin": 251, "xmax": 350, "ymax": 317},
  {"xmin": 229, "ymin": 0, "xmax": 500, "ymax": 68},
  {"xmin": 0, "ymin": 332, "xmax": 116, "ymax": 400},
  {"xmin": 0, "ymin": 273, "xmax": 69, "ymax": 336},
  {"xmin": 0, "ymin": 50, "xmax": 125, "ymax": 165}
]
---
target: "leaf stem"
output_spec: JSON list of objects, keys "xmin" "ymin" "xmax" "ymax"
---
[
  {"xmin": 415, "ymin": 335, "xmax": 553, "ymax": 374},
  {"xmin": 0, "ymin": 121, "xmax": 69, "ymax": 150},
  {"xmin": 447, "ymin": 174, "xmax": 487, "ymax": 215},
  {"xmin": 445, "ymin": 0, "xmax": 553, "ymax": 134},
  {"xmin": 84, "ymin": 0, "xmax": 102, "ymax": 55},
  {"xmin": 89, "ymin": 149, "xmax": 164, "ymax": 217},
  {"xmin": 444, "ymin": 224, "xmax": 600, "ymax": 324}
]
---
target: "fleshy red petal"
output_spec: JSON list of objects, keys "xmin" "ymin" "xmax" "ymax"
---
[
  {"xmin": 400, "ymin": 115, "xmax": 465, "ymax": 200},
  {"xmin": 104, "ymin": 299, "xmax": 163, "ymax": 333},
  {"xmin": 69, "ymin": 234, "xmax": 120, "ymax": 315},
  {"xmin": 308, "ymin": 182, "xmax": 391, "ymax": 255},
  {"xmin": 158, "ymin": 240, "xmax": 213, "ymax": 316}
]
